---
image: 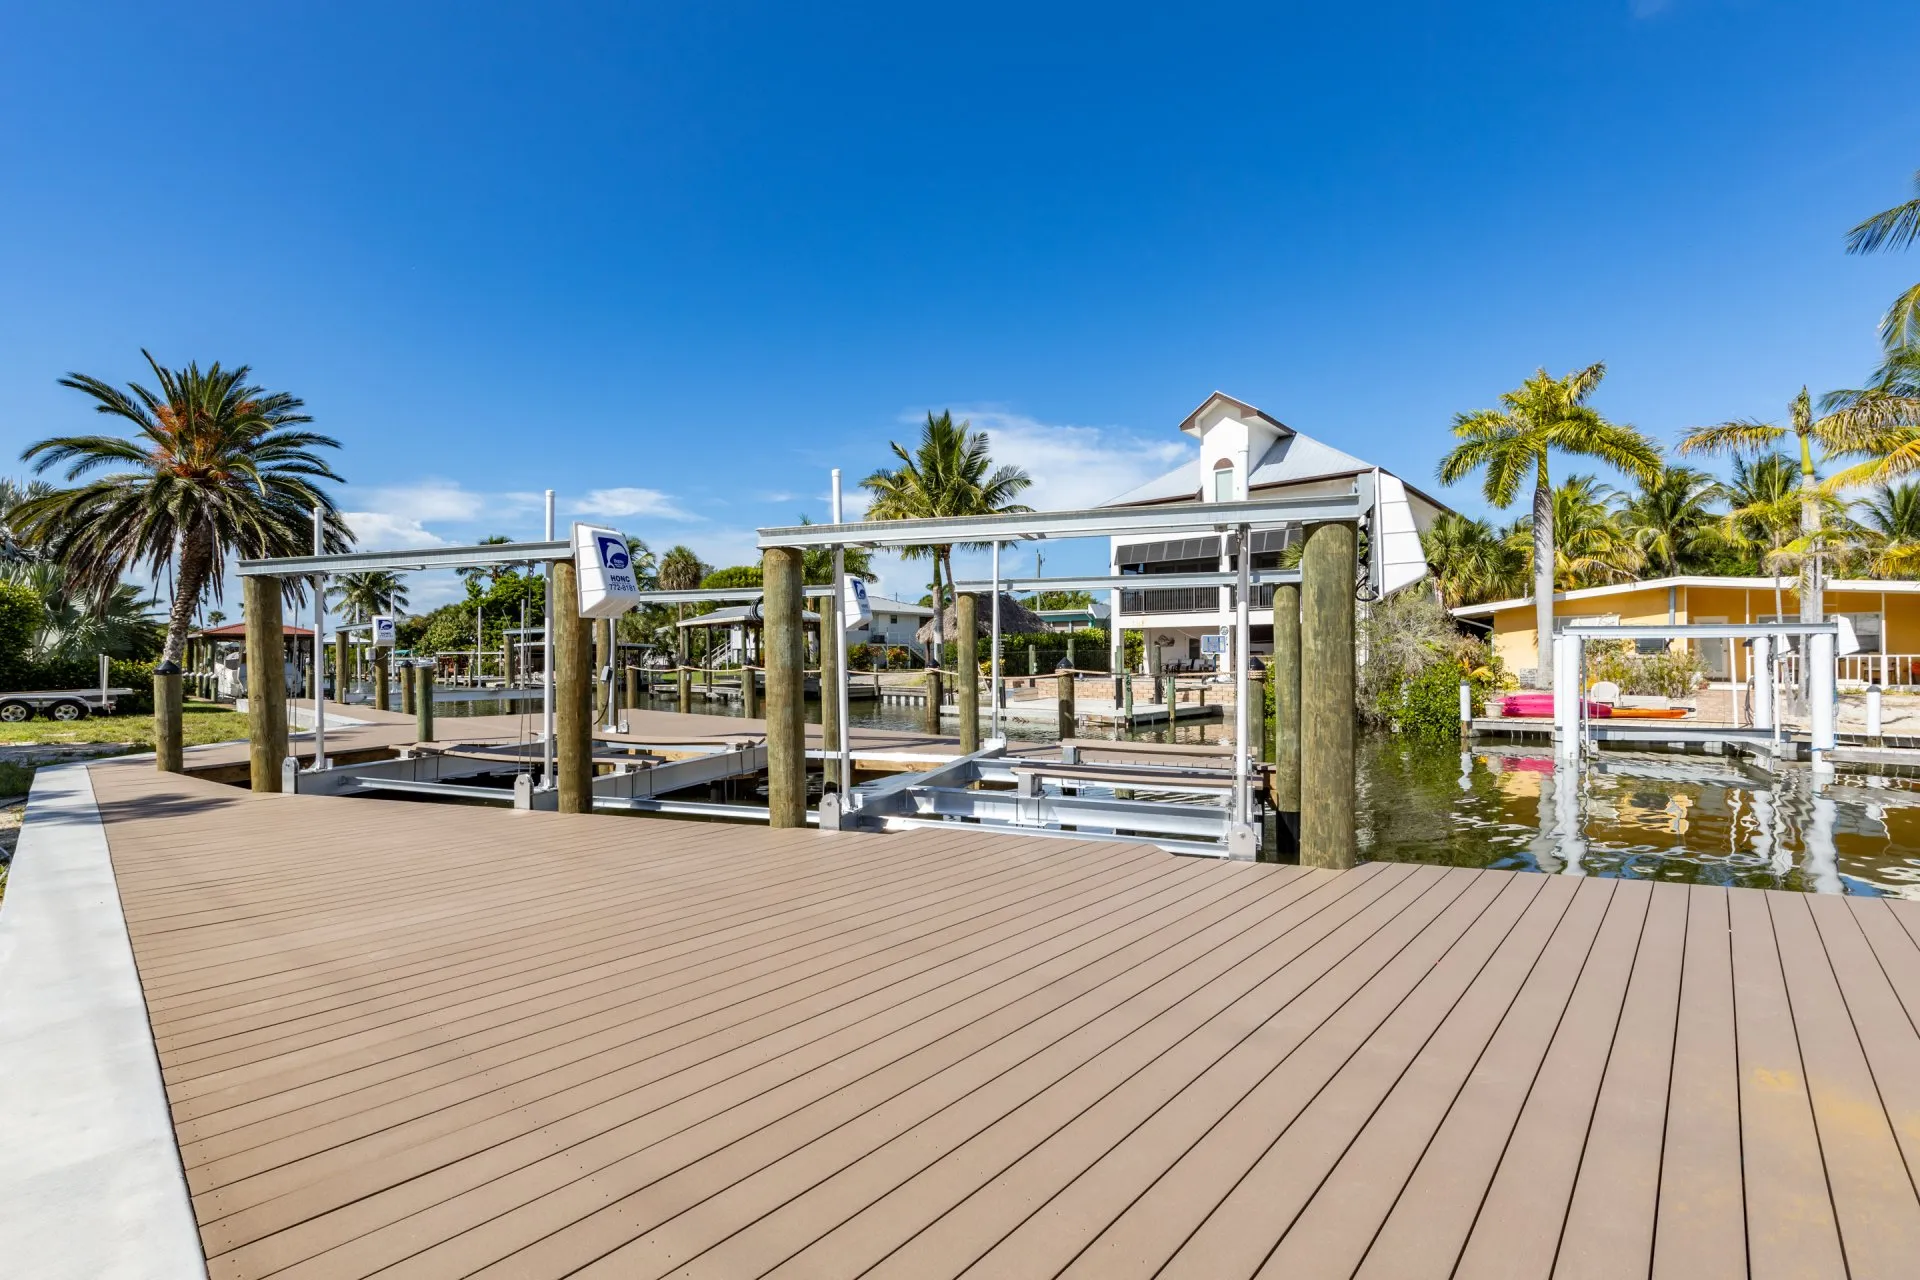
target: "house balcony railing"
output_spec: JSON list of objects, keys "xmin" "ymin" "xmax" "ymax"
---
[
  {"xmin": 1776, "ymin": 653, "xmax": 1919, "ymax": 687},
  {"xmin": 1118, "ymin": 583, "xmax": 1278, "ymax": 615}
]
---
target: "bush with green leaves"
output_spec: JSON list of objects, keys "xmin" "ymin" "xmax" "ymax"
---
[
  {"xmin": 1585, "ymin": 638, "xmax": 1707, "ymax": 699},
  {"xmin": 0, "ymin": 581, "xmax": 37, "ymax": 690}
]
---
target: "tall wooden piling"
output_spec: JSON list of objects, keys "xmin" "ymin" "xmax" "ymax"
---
[
  {"xmin": 956, "ymin": 593, "xmax": 979, "ymax": 753},
  {"xmin": 763, "ymin": 547, "xmax": 806, "ymax": 827},
  {"xmin": 624, "ymin": 666, "xmax": 639, "ymax": 726},
  {"xmin": 154, "ymin": 665, "xmax": 182, "ymax": 773},
  {"xmin": 415, "ymin": 664, "xmax": 435, "ymax": 742},
  {"xmin": 821, "ymin": 591, "xmax": 841, "ymax": 758},
  {"xmin": 552, "ymin": 560, "xmax": 593, "ymax": 813},
  {"xmin": 1300, "ymin": 523, "xmax": 1356, "ymax": 868},
  {"xmin": 243, "ymin": 576, "xmax": 289, "ymax": 792},
  {"xmin": 742, "ymin": 651, "xmax": 758, "ymax": 719},
  {"xmin": 373, "ymin": 652, "xmax": 390, "ymax": 712},
  {"xmin": 1057, "ymin": 664, "xmax": 1075, "ymax": 740},
  {"xmin": 401, "ymin": 660, "xmax": 416, "ymax": 715},
  {"xmin": 1271, "ymin": 580, "xmax": 1302, "ymax": 853}
]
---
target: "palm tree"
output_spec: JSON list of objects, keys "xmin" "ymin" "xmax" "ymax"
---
[
  {"xmin": 1721, "ymin": 454, "xmax": 1804, "ymax": 621},
  {"xmin": 1421, "ymin": 512, "xmax": 1527, "ymax": 608},
  {"xmin": 1539, "ymin": 474, "xmax": 1643, "ymax": 589},
  {"xmin": 1846, "ymin": 169, "xmax": 1920, "ymax": 354},
  {"xmin": 1437, "ymin": 364, "xmax": 1661, "ymax": 685},
  {"xmin": 1857, "ymin": 483, "xmax": 1920, "ymax": 578},
  {"xmin": 330, "ymin": 570, "xmax": 408, "ymax": 623},
  {"xmin": 457, "ymin": 534, "xmax": 515, "ymax": 591},
  {"xmin": 1678, "ymin": 387, "xmax": 1859, "ymax": 622},
  {"xmin": 1821, "ymin": 346, "xmax": 1920, "ymax": 488},
  {"xmin": 1618, "ymin": 465, "xmax": 1724, "ymax": 576},
  {"xmin": 0, "ymin": 478, "xmax": 54, "ymax": 565},
  {"xmin": 657, "ymin": 544, "xmax": 708, "ymax": 667},
  {"xmin": 860, "ymin": 411, "xmax": 1032, "ymax": 642},
  {"xmin": 12, "ymin": 353, "xmax": 350, "ymax": 667}
]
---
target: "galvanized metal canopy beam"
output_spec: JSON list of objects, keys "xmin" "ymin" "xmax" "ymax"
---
[
  {"xmin": 237, "ymin": 540, "xmax": 571, "ymax": 577},
  {"xmin": 631, "ymin": 586, "xmax": 835, "ymax": 606},
  {"xmin": 1563, "ymin": 621, "xmax": 1839, "ymax": 640},
  {"xmin": 949, "ymin": 570, "xmax": 1301, "ymax": 594},
  {"xmin": 756, "ymin": 486, "xmax": 1372, "ymax": 550}
]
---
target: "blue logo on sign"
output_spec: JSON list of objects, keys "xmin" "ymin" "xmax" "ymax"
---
[{"xmin": 595, "ymin": 534, "xmax": 629, "ymax": 571}]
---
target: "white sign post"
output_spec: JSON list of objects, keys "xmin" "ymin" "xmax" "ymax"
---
[{"xmin": 572, "ymin": 524, "xmax": 645, "ymax": 618}]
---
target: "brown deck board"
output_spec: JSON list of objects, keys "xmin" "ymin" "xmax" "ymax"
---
[{"xmin": 67, "ymin": 754, "xmax": 1920, "ymax": 1280}]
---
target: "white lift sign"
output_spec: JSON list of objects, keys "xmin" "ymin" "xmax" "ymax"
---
[
  {"xmin": 371, "ymin": 615, "xmax": 396, "ymax": 647},
  {"xmin": 573, "ymin": 524, "xmax": 644, "ymax": 618}
]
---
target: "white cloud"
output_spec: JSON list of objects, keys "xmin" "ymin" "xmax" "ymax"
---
[
  {"xmin": 341, "ymin": 510, "xmax": 449, "ymax": 551},
  {"xmin": 570, "ymin": 487, "xmax": 698, "ymax": 520},
  {"xmin": 937, "ymin": 408, "xmax": 1194, "ymax": 512}
]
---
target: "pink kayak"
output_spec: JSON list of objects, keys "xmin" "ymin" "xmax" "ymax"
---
[{"xmin": 1500, "ymin": 693, "xmax": 1611, "ymax": 718}]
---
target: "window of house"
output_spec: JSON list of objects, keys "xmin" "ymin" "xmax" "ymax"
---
[{"xmin": 1212, "ymin": 460, "xmax": 1235, "ymax": 503}]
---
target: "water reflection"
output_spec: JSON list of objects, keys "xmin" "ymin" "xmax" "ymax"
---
[{"xmin": 1357, "ymin": 734, "xmax": 1920, "ymax": 897}]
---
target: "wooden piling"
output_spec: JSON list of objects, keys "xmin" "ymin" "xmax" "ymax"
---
[
  {"xmin": 1300, "ymin": 522, "xmax": 1356, "ymax": 868},
  {"xmin": 821, "ymin": 591, "xmax": 841, "ymax": 757},
  {"xmin": 1057, "ymin": 665, "xmax": 1075, "ymax": 740},
  {"xmin": 552, "ymin": 560, "xmax": 593, "ymax": 813},
  {"xmin": 1272, "ymin": 580, "xmax": 1302, "ymax": 853},
  {"xmin": 153, "ymin": 666, "xmax": 182, "ymax": 773},
  {"xmin": 415, "ymin": 664, "xmax": 435, "ymax": 742},
  {"xmin": 957, "ymin": 593, "xmax": 979, "ymax": 753},
  {"xmin": 624, "ymin": 666, "xmax": 639, "ymax": 725},
  {"xmin": 373, "ymin": 651, "xmax": 390, "ymax": 712},
  {"xmin": 742, "ymin": 656, "xmax": 758, "ymax": 719},
  {"xmin": 243, "ymin": 576, "xmax": 288, "ymax": 792},
  {"xmin": 401, "ymin": 660, "xmax": 417, "ymax": 715},
  {"xmin": 763, "ymin": 546, "xmax": 805, "ymax": 827}
]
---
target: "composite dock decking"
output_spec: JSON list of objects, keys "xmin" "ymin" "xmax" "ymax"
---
[{"xmin": 65, "ymin": 753, "xmax": 1920, "ymax": 1277}]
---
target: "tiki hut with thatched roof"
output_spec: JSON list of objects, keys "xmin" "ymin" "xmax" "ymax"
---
[{"xmin": 915, "ymin": 593, "xmax": 1049, "ymax": 645}]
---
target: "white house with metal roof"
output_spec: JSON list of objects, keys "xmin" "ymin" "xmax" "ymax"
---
[{"xmin": 1100, "ymin": 391, "xmax": 1447, "ymax": 673}]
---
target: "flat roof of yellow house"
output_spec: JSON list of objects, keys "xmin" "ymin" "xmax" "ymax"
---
[{"xmin": 1450, "ymin": 574, "xmax": 1920, "ymax": 619}]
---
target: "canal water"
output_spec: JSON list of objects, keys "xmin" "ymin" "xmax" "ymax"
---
[{"xmin": 419, "ymin": 687, "xmax": 1920, "ymax": 898}]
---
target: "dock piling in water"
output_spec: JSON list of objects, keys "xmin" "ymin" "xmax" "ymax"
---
[
  {"xmin": 1300, "ymin": 522, "xmax": 1356, "ymax": 868},
  {"xmin": 957, "ymin": 593, "xmax": 979, "ymax": 753},
  {"xmin": 415, "ymin": 664, "xmax": 435, "ymax": 742}
]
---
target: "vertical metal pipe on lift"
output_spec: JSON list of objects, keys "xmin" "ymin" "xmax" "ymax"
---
[
  {"xmin": 1867, "ymin": 681, "xmax": 1884, "ymax": 747},
  {"xmin": 1748, "ymin": 635, "xmax": 1772, "ymax": 732},
  {"xmin": 311, "ymin": 506, "xmax": 327, "ymax": 769},
  {"xmin": 1233, "ymin": 524, "xmax": 1252, "ymax": 833},
  {"xmin": 542, "ymin": 489, "xmax": 556, "ymax": 790},
  {"xmin": 1554, "ymin": 632, "xmax": 1580, "ymax": 760},
  {"xmin": 832, "ymin": 470, "xmax": 852, "ymax": 797},
  {"xmin": 990, "ymin": 541, "xmax": 1002, "ymax": 740},
  {"xmin": 1809, "ymin": 628, "xmax": 1837, "ymax": 774}
]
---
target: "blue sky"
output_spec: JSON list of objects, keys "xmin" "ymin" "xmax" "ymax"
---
[{"xmin": 2, "ymin": 0, "xmax": 1916, "ymax": 608}]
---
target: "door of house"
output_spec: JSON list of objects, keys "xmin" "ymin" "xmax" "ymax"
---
[{"xmin": 1696, "ymin": 617, "xmax": 1731, "ymax": 681}]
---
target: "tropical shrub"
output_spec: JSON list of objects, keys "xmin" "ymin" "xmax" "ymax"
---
[
  {"xmin": 1585, "ymin": 639, "xmax": 1707, "ymax": 699},
  {"xmin": 0, "ymin": 581, "xmax": 37, "ymax": 689}
]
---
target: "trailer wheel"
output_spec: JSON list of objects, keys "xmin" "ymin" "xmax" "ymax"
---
[
  {"xmin": 48, "ymin": 699, "xmax": 88, "ymax": 722},
  {"xmin": 0, "ymin": 700, "xmax": 31, "ymax": 723}
]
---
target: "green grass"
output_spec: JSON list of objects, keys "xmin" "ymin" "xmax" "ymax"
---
[{"xmin": 0, "ymin": 700, "xmax": 251, "ymax": 751}]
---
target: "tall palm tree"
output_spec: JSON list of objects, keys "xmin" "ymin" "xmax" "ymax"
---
[
  {"xmin": 860, "ymin": 411, "xmax": 1032, "ymax": 641},
  {"xmin": 1846, "ymin": 169, "xmax": 1920, "ymax": 354},
  {"xmin": 1536, "ymin": 474, "xmax": 1643, "ymax": 589},
  {"xmin": 1678, "ymin": 387, "xmax": 1857, "ymax": 622},
  {"xmin": 330, "ymin": 570, "xmax": 408, "ymax": 623},
  {"xmin": 657, "ymin": 544, "xmax": 708, "ymax": 666},
  {"xmin": 1857, "ymin": 482, "xmax": 1920, "ymax": 578},
  {"xmin": 1721, "ymin": 454, "xmax": 1805, "ymax": 621},
  {"xmin": 1437, "ymin": 364, "xmax": 1661, "ymax": 685},
  {"xmin": 12, "ymin": 352, "xmax": 350, "ymax": 667},
  {"xmin": 1618, "ymin": 464, "xmax": 1723, "ymax": 577},
  {"xmin": 1821, "ymin": 346, "xmax": 1920, "ymax": 488},
  {"xmin": 1421, "ymin": 512, "xmax": 1527, "ymax": 608}
]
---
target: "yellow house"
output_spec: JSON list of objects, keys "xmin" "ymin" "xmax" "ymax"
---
[{"xmin": 1450, "ymin": 576, "xmax": 1920, "ymax": 686}]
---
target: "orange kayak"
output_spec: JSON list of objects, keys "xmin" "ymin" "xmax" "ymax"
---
[{"xmin": 1605, "ymin": 707, "xmax": 1690, "ymax": 720}]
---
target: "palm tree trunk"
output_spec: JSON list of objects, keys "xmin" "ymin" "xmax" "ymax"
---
[
  {"xmin": 1797, "ymin": 429, "xmax": 1822, "ymax": 625},
  {"xmin": 162, "ymin": 524, "xmax": 214, "ymax": 668},
  {"xmin": 1532, "ymin": 457, "xmax": 1555, "ymax": 689}
]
